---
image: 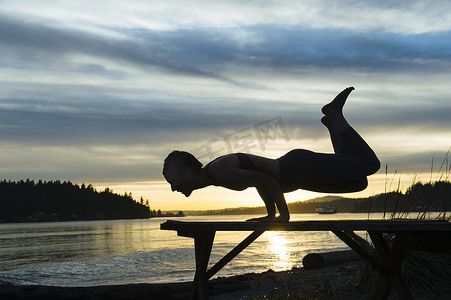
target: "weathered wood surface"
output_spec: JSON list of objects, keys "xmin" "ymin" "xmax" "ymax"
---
[
  {"xmin": 160, "ymin": 219, "xmax": 450, "ymax": 300},
  {"xmin": 161, "ymin": 219, "xmax": 451, "ymax": 232},
  {"xmin": 303, "ymin": 250, "xmax": 360, "ymax": 270}
]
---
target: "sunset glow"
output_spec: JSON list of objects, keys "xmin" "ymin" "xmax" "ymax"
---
[{"xmin": 1, "ymin": 1, "xmax": 450, "ymax": 211}]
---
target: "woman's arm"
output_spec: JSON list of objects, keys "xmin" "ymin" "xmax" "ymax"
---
[{"xmin": 208, "ymin": 157, "xmax": 289, "ymax": 221}]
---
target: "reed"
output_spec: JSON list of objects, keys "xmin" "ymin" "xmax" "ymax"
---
[
  {"xmin": 358, "ymin": 149, "xmax": 451, "ymax": 298},
  {"xmin": 379, "ymin": 148, "xmax": 451, "ymax": 221}
]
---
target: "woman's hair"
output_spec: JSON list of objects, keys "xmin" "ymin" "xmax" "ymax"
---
[{"xmin": 163, "ymin": 151, "xmax": 203, "ymax": 176}]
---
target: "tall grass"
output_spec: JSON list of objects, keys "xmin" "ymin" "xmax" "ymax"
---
[{"xmin": 380, "ymin": 147, "xmax": 451, "ymax": 221}]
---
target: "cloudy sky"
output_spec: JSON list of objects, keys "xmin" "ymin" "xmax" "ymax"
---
[{"xmin": 1, "ymin": 0, "xmax": 450, "ymax": 211}]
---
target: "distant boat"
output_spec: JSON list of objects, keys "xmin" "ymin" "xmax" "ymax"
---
[{"xmin": 315, "ymin": 205, "xmax": 337, "ymax": 214}]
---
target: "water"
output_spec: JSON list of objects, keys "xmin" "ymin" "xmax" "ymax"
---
[{"xmin": 0, "ymin": 213, "xmax": 381, "ymax": 287}]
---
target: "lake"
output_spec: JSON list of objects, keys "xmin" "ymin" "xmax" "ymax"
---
[{"xmin": 0, "ymin": 213, "xmax": 383, "ymax": 287}]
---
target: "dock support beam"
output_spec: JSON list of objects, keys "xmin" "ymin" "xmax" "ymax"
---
[
  {"xmin": 369, "ymin": 232, "xmax": 414, "ymax": 300},
  {"xmin": 178, "ymin": 230, "xmax": 264, "ymax": 300},
  {"xmin": 334, "ymin": 230, "xmax": 414, "ymax": 300},
  {"xmin": 183, "ymin": 231, "xmax": 215, "ymax": 300}
]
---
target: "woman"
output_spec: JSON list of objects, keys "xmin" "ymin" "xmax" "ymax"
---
[{"xmin": 163, "ymin": 87, "xmax": 380, "ymax": 222}]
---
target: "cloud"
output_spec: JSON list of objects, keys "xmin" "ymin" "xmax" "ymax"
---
[
  {"xmin": 4, "ymin": 0, "xmax": 451, "ymax": 34},
  {"xmin": 1, "ymin": 85, "xmax": 449, "ymax": 149},
  {"xmin": 0, "ymin": 91, "xmax": 291, "ymax": 145},
  {"xmin": 0, "ymin": 15, "xmax": 230, "ymax": 82},
  {"xmin": 1, "ymin": 1, "xmax": 450, "ymax": 207},
  {"xmin": 2, "ymin": 13, "xmax": 451, "ymax": 86}
]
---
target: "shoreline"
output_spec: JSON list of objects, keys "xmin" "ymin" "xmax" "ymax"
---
[
  {"xmin": 0, "ymin": 261, "xmax": 366, "ymax": 300},
  {"xmin": 2, "ymin": 250, "xmax": 450, "ymax": 299}
]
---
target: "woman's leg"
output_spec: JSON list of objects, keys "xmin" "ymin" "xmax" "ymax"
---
[
  {"xmin": 322, "ymin": 87, "xmax": 380, "ymax": 173},
  {"xmin": 321, "ymin": 116, "xmax": 346, "ymax": 154},
  {"xmin": 278, "ymin": 87, "xmax": 380, "ymax": 194}
]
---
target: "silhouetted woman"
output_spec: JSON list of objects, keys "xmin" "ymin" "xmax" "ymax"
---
[{"xmin": 163, "ymin": 87, "xmax": 380, "ymax": 222}]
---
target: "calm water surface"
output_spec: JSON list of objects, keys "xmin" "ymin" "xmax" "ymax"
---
[{"xmin": 0, "ymin": 213, "xmax": 382, "ymax": 286}]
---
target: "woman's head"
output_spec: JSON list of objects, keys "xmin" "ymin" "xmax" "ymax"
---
[
  {"xmin": 163, "ymin": 151, "xmax": 203, "ymax": 175},
  {"xmin": 163, "ymin": 151, "xmax": 203, "ymax": 197}
]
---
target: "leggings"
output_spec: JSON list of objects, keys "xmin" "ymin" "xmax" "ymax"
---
[{"xmin": 278, "ymin": 127, "xmax": 380, "ymax": 193}]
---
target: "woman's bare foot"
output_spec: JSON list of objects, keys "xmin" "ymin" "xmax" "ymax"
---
[
  {"xmin": 246, "ymin": 215, "xmax": 276, "ymax": 222},
  {"xmin": 246, "ymin": 215, "xmax": 290, "ymax": 222},
  {"xmin": 321, "ymin": 87, "xmax": 354, "ymax": 116},
  {"xmin": 276, "ymin": 215, "xmax": 290, "ymax": 222}
]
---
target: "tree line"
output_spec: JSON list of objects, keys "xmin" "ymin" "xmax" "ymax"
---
[{"xmin": 0, "ymin": 179, "xmax": 182, "ymax": 223}]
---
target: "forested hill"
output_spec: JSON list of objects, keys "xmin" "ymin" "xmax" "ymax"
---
[{"xmin": 0, "ymin": 180, "xmax": 152, "ymax": 223}]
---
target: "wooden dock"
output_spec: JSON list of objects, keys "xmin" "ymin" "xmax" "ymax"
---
[{"xmin": 161, "ymin": 219, "xmax": 451, "ymax": 300}]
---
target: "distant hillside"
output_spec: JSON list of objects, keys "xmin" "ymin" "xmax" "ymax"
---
[
  {"xmin": 298, "ymin": 195, "xmax": 344, "ymax": 203},
  {"xmin": 0, "ymin": 180, "xmax": 154, "ymax": 223},
  {"xmin": 184, "ymin": 181, "xmax": 451, "ymax": 216}
]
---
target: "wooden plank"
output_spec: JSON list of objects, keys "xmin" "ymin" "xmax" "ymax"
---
[
  {"xmin": 302, "ymin": 250, "xmax": 359, "ymax": 270},
  {"xmin": 387, "ymin": 233, "xmax": 414, "ymax": 300},
  {"xmin": 159, "ymin": 220, "xmax": 449, "ymax": 300},
  {"xmin": 190, "ymin": 232, "xmax": 215, "ymax": 300},
  {"xmin": 333, "ymin": 230, "xmax": 387, "ymax": 275},
  {"xmin": 369, "ymin": 232, "xmax": 392, "ymax": 300},
  {"xmin": 206, "ymin": 230, "xmax": 264, "ymax": 279},
  {"xmin": 374, "ymin": 275, "xmax": 392, "ymax": 300},
  {"xmin": 369, "ymin": 232, "xmax": 414, "ymax": 300},
  {"xmin": 161, "ymin": 220, "xmax": 451, "ymax": 232},
  {"xmin": 368, "ymin": 232, "xmax": 390, "ymax": 258}
]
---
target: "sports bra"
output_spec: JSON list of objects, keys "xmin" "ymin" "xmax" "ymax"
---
[{"xmin": 205, "ymin": 153, "xmax": 256, "ymax": 179}]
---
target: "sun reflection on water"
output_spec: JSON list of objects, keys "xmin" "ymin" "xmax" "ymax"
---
[{"xmin": 265, "ymin": 231, "xmax": 294, "ymax": 271}]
